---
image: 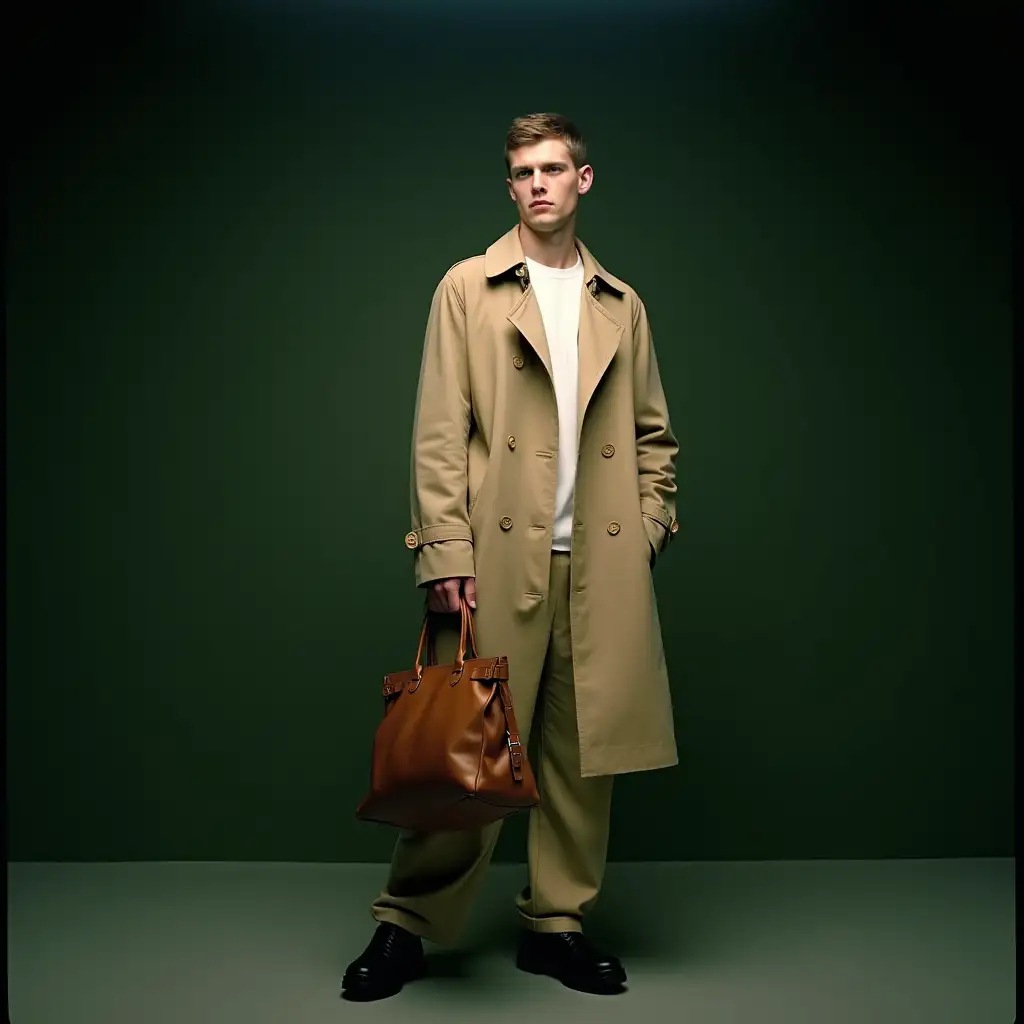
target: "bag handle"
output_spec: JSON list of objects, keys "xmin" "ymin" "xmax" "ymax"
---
[
  {"xmin": 412, "ymin": 616, "xmax": 432, "ymax": 679},
  {"xmin": 413, "ymin": 595, "xmax": 478, "ymax": 680},
  {"xmin": 458, "ymin": 596, "xmax": 478, "ymax": 663}
]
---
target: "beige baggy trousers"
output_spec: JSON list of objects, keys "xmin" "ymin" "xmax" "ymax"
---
[{"xmin": 370, "ymin": 553, "xmax": 615, "ymax": 946}]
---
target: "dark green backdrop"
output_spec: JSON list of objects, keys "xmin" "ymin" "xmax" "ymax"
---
[{"xmin": 6, "ymin": 1, "xmax": 1013, "ymax": 863}]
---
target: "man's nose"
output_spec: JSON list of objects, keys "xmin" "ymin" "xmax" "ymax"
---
[{"xmin": 531, "ymin": 173, "xmax": 545, "ymax": 191}]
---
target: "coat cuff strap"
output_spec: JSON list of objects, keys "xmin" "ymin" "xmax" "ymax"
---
[{"xmin": 404, "ymin": 523, "xmax": 474, "ymax": 549}]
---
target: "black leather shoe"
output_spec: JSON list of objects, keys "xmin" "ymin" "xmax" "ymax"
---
[
  {"xmin": 516, "ymin": 930, "xmax": 627, "ymax": 994},
  {"xmin": 341, "ymin": 923, "xmax": 427, "ymax": 1001}
]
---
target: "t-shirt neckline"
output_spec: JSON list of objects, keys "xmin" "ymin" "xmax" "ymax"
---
[{"xmin": 525, "ymin": 251, "xmax": 583, "ymax": 279}]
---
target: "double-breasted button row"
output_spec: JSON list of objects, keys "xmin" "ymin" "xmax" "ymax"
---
[
  {"xmin": 408, "ymin": 517, "xmax": 657, "ymax": 545},
  {"xmin": 513, "ymin": 355, "xmax": 525, "ymax": 370},
  {"xmin": 601, "ymin": 444, "xmax": 615, "ymax": 458},
  {"xmin": 493, "ymin": 518, "xmax": 626, "ymax": 536}
]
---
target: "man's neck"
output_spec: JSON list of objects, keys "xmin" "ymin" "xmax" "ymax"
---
[{"xmin": 518, "ymin": 221, "xmax": 579, "ymax": 270}]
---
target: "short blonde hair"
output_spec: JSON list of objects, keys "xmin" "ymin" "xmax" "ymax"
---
[{"xmin": 504, "ymin": 112, "xmax": 588, "ymax": 172}]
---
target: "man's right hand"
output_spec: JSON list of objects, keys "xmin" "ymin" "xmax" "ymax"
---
[{"xmin": 426, "ymin": 576, "xmax": 477, "ymax": 613}]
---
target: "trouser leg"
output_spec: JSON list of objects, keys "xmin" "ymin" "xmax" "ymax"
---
[
  {"xmin": 515, "ymin": 553, "xmax": 615, "ymax": 933},
  {"xmin": 371, "ymin": 819, "xmax": 505, "ymax": 946}
]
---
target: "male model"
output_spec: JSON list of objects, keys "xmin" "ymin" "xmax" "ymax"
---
[{"xmin": 343, "ymin": 112, "xmax": 680, "ymax": 1002}]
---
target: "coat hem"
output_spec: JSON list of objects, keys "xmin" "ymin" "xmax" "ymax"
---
[{"xmin": 579, "ymin": 745, "xmax": 679, "ymax": 778}]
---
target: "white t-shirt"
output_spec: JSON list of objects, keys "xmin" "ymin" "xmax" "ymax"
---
[{"xmin": 526, "ymin": 252, "xmax": 585, "ymax": 552}]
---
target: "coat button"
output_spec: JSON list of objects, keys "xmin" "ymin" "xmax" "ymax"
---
[
  {"xmin": 500, "ymin": 516, "xmax": 513, "ymax": 531},
  {"xmin": 601, "ymin": 444, "xmax": 615, "ymax": 458},
  {"xmin": 607, "ymin": 521, "xmax": 621, "ymax": 535},
  {"xmin": 670, "ymin": 520, "xmax": 680, "ymax": 534},
  {"xmin": 513, "ymin": 355, "xmax": 525, "ymax": 369},
  {"xmin": 507, "ymin": 435, "xmax": 516, "ymax": 450},
  {"xmin": 404, "ymin": 531, "xmax": 418, "ymax": 549}
]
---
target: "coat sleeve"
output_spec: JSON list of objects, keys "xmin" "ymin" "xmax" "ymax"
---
[
  {"xmin": 408, "ymin": 272, "xmax": 476, "ymax": 587},
  {"xmin": 632, "ymin": 297, "xmax": 680, "ymax": 564}
]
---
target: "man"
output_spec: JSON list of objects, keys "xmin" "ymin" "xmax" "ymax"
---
[{"xmin": 342, "ymin": 112, "xmax": 680, "ymax": 1002}]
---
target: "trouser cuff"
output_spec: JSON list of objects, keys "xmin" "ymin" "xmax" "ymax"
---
[
  {"xmin": 516, "ymin": 911, "xmax": 584, "ymax": 934},
  {"xmin": 371, "ymin": 905, "xmax": 461, "ymax": 947}
]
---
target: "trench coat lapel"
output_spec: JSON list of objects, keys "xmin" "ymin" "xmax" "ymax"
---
[
  {"xmin": 506, "ymin": 289, "xmax": 553, "ymax": 380},
  {"xmin": 577, "ymin": 289, "xmax": 624, "ymax": 435},
  {"xmin": 487, "ymin": 225, "xmax": 629, "ymax": 421}
]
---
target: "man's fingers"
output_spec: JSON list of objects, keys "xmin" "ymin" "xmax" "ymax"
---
[
  {"xmin": 427, "ymin": 582, "xmax": 446, "ymax": 614},
  {"xmin": 425, "ymin": 578, "xmax": 474, "ymax": 614}
]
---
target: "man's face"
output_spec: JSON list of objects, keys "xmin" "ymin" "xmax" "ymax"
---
[{"xmin": 506, "ymin": 138, "xmax": 593, "ymax": 233}]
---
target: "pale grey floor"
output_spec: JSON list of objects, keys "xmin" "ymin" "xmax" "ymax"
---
[{"xmin": 7, "ymin": 859, "xmax": 1015, "ymax": 1024}]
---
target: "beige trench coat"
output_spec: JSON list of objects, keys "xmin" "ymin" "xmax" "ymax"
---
[{"xmin": 402, "ymin": 225, "xmax": 680, "ymax": 777}]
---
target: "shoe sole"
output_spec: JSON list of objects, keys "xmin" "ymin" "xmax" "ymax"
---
[
  {"xmin": 340, "ymin": 958, "xmax": 427, "ymax": 1002},
  {"xmin": 516, "ymin": 954, "xmax": 627, "ymax": 994}
]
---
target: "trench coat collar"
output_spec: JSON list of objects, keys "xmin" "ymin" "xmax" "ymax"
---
[
  {"xmin": 492, "ymin": 223, "xmax": 626, "ymax": 434},
  {"xmin": 483, "ymin": 224, "xmax": 629, "ymax": 297}
]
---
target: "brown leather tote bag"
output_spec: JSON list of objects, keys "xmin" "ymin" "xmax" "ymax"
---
[{"xmin": 356, "ymin": 596, "xmax": 540, "ymax": 832}]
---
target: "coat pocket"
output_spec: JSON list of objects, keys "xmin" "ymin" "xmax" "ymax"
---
[{"xmin": 641, "ymin": 513, "xmax": 665, "ymax": 568}]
